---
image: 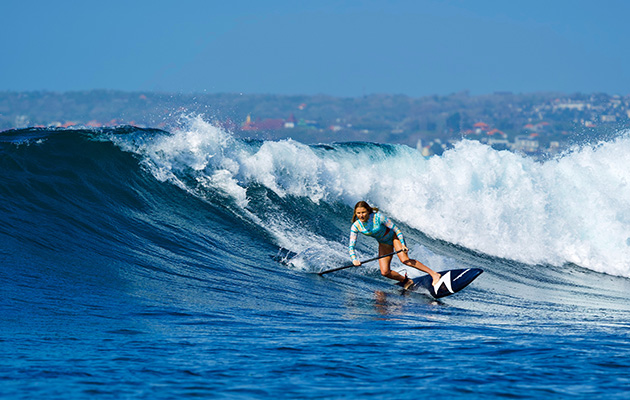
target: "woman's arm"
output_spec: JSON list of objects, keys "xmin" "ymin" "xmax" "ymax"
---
[{"xmin": 348, "ymin": 225, "xmax": 360, "ymax": 264}]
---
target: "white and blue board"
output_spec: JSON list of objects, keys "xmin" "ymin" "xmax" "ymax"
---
[{"xmin": 399, "ymin": 268, "xmax": 483, "ymax": 298}]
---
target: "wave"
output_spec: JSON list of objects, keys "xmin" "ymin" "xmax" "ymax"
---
[
  {"xmin": 109, "ymin": 116, "xmax": 630, "ymax": 277},
  {"xmin": 3, "ymin": 119, "xmax": 629, "ymax": 279}
]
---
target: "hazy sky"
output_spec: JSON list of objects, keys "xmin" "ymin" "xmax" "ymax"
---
[{"xmin": 2, "ymin": 0, "xmax": 628, "ymax": 97}]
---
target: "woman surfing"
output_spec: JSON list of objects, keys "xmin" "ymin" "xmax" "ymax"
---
[{"xmin": 348, "ymin": 201, "xmax": 441, "ymax": 289}]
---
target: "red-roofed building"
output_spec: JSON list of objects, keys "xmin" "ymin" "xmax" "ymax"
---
[
  {"xmin": 473, "ymin": 122, "xmax": 490, "ymax": 134},
  {"xmin": 487, "ymin": 129, "xmax": 506, "ymax": 137}
]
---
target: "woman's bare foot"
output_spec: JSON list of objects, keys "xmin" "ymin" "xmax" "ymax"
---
[
  {"xmin": 431, "ymin": 273, "xmax": 441, "ymax": 287},
  {"xmin": 403, "ymin": 278, "xmax": 415, "ymax": 290}
]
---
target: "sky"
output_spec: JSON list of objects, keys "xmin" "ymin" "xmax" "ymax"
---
[{"xmin": 2, "ymin": 0, "xmax": 629, "ymax": 97}]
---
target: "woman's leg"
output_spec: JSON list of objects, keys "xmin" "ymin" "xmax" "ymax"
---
[
  {"xmin": 393, "ymin": 239, "xmax": 441, "ymax": 285},
  {"xmin": 378, "ymin": 243, "xmax": 407, "ymax": 282}
]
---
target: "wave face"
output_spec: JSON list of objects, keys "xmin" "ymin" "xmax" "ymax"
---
[{"xmin": 2, "ymin": 121, "xmax": 630, "ymax": 399}]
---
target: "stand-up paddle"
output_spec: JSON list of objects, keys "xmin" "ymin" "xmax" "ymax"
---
[{"xmin": 318, "ymin": 250, "xmax": 403, "ymax": 275}]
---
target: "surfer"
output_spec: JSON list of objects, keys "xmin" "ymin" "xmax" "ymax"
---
[{"xmin": 349, "ymin": 201, "xmax": 441, "ymax": 290}]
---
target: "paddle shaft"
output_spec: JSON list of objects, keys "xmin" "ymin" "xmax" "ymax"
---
[{"xmin": 318, "ymin": 249, "xmax": 404, "ymax": 275}]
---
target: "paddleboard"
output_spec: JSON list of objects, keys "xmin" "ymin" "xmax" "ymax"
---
[{"xmin": 398, "ymin": 268, "xmax": 483, "ymax": 298}]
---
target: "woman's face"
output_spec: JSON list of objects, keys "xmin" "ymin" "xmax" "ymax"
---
[{"xmin": 355, "ymin": 207, "xmax": 370, "ymax": 223}]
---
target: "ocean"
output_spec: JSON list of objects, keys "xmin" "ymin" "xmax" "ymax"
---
[{"xmin": 2, "ymin": 116, "xmax": 630, "ymax": 399}]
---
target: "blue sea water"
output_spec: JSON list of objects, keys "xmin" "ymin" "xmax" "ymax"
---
[{"xmin": 2, "ymin": 117, "xmax": 630, "ymax": 399}]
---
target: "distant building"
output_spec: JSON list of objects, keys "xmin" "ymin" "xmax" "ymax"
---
[
  {"xmin": 524, "ymin": 122, "xmax": 549, "ymax": 132},
  {"xmin": 242, "ymin": 114, "xmax": 256, "ymax": 131},
  {"xmin": 513, "ymin": 135, "xmax": 539, "ymax": 153},
  {"xmin": 241, "ymin": 114, "xmax": 285, "ymax": 131},
  {"xmin": 553, "ymin": 102, "xmax": 587, "ymax": 111},
  {"xmin": 297, "ymin": 119, "xmax": 319, "ymax": 129},
  {"xmin": 329, "ymin": 125, "xmax": 342, "ymax": 132},
  {"xmin": 473, "ymin": 122, "xmax": 490, "ymax": 134},
  {"xmin": 284, "ymin": 114, "xmax": 296, "ymax": 129}
]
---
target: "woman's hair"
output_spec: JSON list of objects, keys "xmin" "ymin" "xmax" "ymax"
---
[{"xmin": 352, "ymin": 201, "xmax": 379, "ymax": 222}]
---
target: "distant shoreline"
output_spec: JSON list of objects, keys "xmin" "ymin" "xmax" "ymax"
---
[{"xmin": 1, "ymin": 89, "xmax": 628, "ymax": 155}]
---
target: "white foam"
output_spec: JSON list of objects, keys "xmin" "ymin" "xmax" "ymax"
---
[
  {"xmin": 377, "ymin": 137, "xmax": 630, "ymax": 277},
  {"xmin": 114, "ymin": 116, "xmax": 630, "ymax": 277}
]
